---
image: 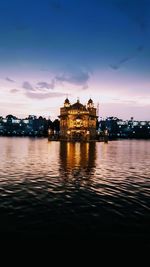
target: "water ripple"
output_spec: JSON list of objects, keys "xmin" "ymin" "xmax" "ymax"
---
[{"xmin": 0, "ymin": 137, "xmax": 150, "ymax": 238}]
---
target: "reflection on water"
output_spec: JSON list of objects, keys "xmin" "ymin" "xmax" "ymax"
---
[
  {"xmin": 59, "ymin": 142, "xmax": 97, "ymax": 194},
  {"xmin": 60, "ymin": 142, "xmax": 96, "ymax": 176},
  {"xmin": 0, "ymin": 137, "xmax": 150, "ymax": 240}
]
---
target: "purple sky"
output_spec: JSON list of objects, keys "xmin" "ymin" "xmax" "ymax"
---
[{"xmin": 0, "ymin": 0, "xmax": 150, "ymax": 120}]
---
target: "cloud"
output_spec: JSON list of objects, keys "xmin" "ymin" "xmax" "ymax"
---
[
  {"xmin": 56, "ymin": 70, "xmax": 90, "ymax": 86},
  {"xmin": 6, "ymin": 77, "xmax": 15, "ymax": 83},
  {"xmin": 119, "ymin": 56, "xmax": 135, "ymax": 64},
  {"xmin": 110, "ymin": 45, "xmax": 144, "ymax": 70},
  {"xmin": 23, "ymin": 81, "xmax": 35, "ymax": 91},
  {"xmin": 110, "ymin": 55, "xmax": 136, "ymax": 70},
  {"xmin": 10, "ymin": 89, "xmax": 19, "ymax": 93},
  {"xmin": 82, "ymin": 85, "xmax": 89, "ymax": 90},
  {"xmin": 25, "ymin": 91, "xmax": 66, "ymax": 99},
  {"xmin": 109, "ymin": 64, "xmax": 120, "ymax": 70},
  {"xmin": 23, "ymin": 81, "xmax": 55, "ymax": 92},
  {"xmin": 36, "ymin": 80, "xmax": 55, "ymax": 89}
]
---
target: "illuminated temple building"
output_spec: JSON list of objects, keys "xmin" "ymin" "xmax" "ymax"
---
[{"xmin": 59, "ymin": 98, "xmax": 97, "ymax": 141}]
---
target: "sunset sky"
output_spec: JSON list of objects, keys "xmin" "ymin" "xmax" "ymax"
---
[{"xmin": 0, "ymin": 0, "xmax": 150, "ymax": 120}]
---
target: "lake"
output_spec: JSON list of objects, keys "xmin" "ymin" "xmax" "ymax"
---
[{"xmin": 0, "ymin": 137, "xmax": 150, "ymax": 241}]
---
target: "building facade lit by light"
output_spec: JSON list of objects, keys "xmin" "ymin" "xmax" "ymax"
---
[{"xmin": 59, "ymin": 98, "xmax": 97, "ymax": 141}]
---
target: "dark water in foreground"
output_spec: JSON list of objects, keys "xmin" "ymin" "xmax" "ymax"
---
[{"xmin": 0, "ymin": 137, "xmax": 150, "ymax": 240}]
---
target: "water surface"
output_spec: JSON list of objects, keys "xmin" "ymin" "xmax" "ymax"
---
[{"xmin": 0, "ymin": 137, "xmax": 150, "ymax": 240}]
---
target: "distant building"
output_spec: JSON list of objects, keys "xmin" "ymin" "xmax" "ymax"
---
[{"xmin": 59, "ymin": 98, "xmax": 97, "ymax": 141}]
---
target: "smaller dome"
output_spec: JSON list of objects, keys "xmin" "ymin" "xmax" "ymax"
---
[
  {"xmin": 71, "ymin": 102, "xmax": 86, "ymax": 110},
  {"xmin": 87, "ymin": 98, "xmax": 94, "ymax": 108},
  {"xmin": 64, "ymin": 98, "xmax": 70, "ymax": 104},
  {"xmin": 64, "ymin": 98, "xmax": 70, "ymax": 107},
  {"xmin": 88, "ymin": 98, "xmax": 93, "ymax": 104}
]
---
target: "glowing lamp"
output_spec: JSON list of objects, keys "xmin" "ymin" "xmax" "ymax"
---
[{"xmin": 104, "ymin": 129, "xmax": 108, "ymax": 135}]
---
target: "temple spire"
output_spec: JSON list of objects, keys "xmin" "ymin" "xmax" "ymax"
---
[{"xmin": 64, "ymin": 97, "xmax": 70, "ymax": 107}]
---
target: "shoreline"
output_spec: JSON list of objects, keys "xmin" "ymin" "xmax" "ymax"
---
[{"xmin": 0, "ymin": 136, "xmax": 150, "ymax": 141}]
